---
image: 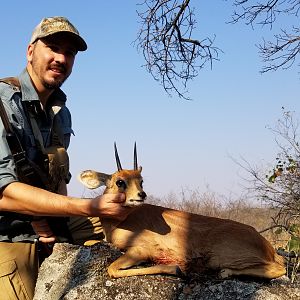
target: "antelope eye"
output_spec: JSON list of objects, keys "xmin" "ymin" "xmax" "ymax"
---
[
  {"xmin": 116, "ymin": 179, "xmax": 126, "ymax": 189},
  {"xmin": 140, "ymin": 180, "xmax": 144, "ymax": 188}
]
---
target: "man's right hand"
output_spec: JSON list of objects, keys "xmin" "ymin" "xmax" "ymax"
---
[{"xmin": 90, "ymin": 193, "xmax": 131, "ymax": 221}]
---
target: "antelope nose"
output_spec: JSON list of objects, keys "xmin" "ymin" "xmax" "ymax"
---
[{"xmin": 138, "ymin": 191, "xmax": 147, "ymax": 200}]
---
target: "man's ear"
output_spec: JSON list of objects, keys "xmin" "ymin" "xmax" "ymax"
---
[
  {"xmin": 77, "ymin": 170, "xmax": 111, "ymax": 189},
  {"xmin": 27, "ymin": 44, "xmax": 35, "ymax": 63}
]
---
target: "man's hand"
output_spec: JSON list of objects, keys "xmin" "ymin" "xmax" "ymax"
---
[
  {"xmin": 91, "ymin": 193, "xmax": 131, "ymax": 221},
  {"xmin": 31, "ymin": 218, "xmax": 56, "ymax": 243}
]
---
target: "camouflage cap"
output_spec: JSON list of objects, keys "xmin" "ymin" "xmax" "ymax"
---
[{"xmin": 30, "ymin": 16, "xmax": 87, "ymax": 51}]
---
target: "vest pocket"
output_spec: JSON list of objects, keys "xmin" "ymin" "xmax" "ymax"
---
[{"xmin": 0, "ymin": 260, "xmax": 30, "ymax": 300}]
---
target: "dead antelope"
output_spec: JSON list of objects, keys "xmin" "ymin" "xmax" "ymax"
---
[{"xmin": 78, "ymin": 144, "xmax": 286, "ymax": 279}]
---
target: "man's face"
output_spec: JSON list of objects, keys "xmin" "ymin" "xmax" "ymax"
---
[{"xmin": 27, "ymin": 33, "xmax": 77, "ymax": 90}]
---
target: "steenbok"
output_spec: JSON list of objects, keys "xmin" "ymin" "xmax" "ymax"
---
[{"xmin": 78, "ymin": 144, "xmax": 286, "ymax": 279}]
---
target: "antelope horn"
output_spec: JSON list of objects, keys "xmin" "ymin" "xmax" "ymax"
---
[
  {"xmin": 134, "ymin": 142, "xmax": 138, "ymax": 170},
  {"xmin": 114, "ymin": 142, "xmax": 122, "ymax": 171}
]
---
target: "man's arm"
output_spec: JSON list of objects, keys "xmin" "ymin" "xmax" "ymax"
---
[{"xmin": 0, "ymin": 181, "xmax": 129, "ymax": 220}]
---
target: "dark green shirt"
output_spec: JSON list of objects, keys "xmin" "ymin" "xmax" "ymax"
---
[{"xmin": 0, "ymin": 69, "xmax": 74, "ymax": 242}]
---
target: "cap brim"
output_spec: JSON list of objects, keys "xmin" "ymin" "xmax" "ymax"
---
[
  {"xmin": 65, "ymin": 31, "xmax": 87, "ymax": 51},
  {"xmin": 55, "ymin": 31, "xmax": 87, "ymax": 51},
  {"xmin": 34, "ymin": 31, "xmax": 87, "ymax": 51}
]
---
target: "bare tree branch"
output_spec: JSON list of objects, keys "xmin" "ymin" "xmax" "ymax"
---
[
  {"xmin": 136, "ymin": 0, "xmax": 221, "ymax": 100},
  {"xmin": 135, "ymin": 1, "xmax": 299, "ymax": 98},
  {"xmin": 259, "ymin": 27, "xmax": 300, "ymax": 72},
  {"xmin": 230, "ymin": 0, "xmax": 300, "ymax": 72}
]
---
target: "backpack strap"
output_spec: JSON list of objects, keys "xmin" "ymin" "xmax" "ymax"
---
[
  {"xmin": 0, "ymin": 77, "xmax": 21, "ymax": 134},
  {"xmin": 0, "ymin": 96, "xmax": 15, "ymax": 136},
  {"xmin": 0, "ymin": 77, "xmax": 24, "ymax": 155},
  {"xmin": 0, "ymin": 77, "xmax": 21, "ymax": 90}
]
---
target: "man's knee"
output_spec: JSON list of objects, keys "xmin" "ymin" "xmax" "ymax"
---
[
  {"xmin": 68, "ymin": 216, "xmax": 105, "ymax": 245},
  {"xmin": 0, "ymin": 242, "xmax": 38, "ymax": 300}
]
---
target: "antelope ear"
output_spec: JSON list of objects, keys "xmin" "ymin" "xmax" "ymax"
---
[{"xmin": 78, "ymin": 170, "xmax": 111, "ymax": 189}]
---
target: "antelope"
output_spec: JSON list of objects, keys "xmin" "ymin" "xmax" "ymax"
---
[{"xmin": 78, "ymin": 144, "xmax": 286, "ymax": 279}]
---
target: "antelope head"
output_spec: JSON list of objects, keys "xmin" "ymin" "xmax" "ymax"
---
[{"xmin": 78, "ymin": 143, "xmax": 147, "ymax": 207}]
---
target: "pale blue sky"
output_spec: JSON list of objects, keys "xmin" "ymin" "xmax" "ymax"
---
[{"xmin": 1, "ymin": 1, "xmax": 299, "ymax": 199}]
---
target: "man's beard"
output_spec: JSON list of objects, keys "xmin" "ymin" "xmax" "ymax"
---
[
  {"xmin": 42, "ymin": 78, "xmax": 64, "ymax": 90},
  {"xmin": 42, "ymin": 64, "xmax": 69, "ymax": 90}
]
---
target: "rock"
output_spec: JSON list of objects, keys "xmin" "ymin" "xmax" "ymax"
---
[{"xmin": 34, "ymin": 242, "xmax": 300, "ymax": 300}]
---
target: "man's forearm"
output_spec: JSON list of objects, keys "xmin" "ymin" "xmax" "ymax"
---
[
  {"xmin": 0, "ymin": 181, "xmax": 130, "ymax": 221},
  {"xmin": 0, "ymin": 181, "xmax": 89, "ymax": 216}
]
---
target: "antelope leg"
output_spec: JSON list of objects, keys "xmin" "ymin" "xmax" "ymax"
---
[{"xmin": 107, "ymin": 247, "xmax": 181, "ymax": 278}]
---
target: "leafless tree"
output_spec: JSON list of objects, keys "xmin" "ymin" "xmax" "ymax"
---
[
  {"xmin": 136, "ymin": 0, "xmax": 220, "ymax": 100},
  {"xmin": 239, "ymin": 109, "xmax": 300, "ymax": 227},
  {"xmin": 230, "ymin": 0, "xmax": 300, "ymax": 73}
]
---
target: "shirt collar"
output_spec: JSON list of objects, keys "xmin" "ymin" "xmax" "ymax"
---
[{"xmin": 18, "ymin": 68, "xmax": 67, "ymax": 104}]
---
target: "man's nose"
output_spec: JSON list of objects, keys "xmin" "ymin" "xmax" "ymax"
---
[{"xmin": 54, "ymin": 52, "xmax": 67, "ymax": 64}]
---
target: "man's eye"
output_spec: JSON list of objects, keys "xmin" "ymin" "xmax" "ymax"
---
[
  {"xmin": 48, "ymin": 44, "xmax": 58, "ymax": 51},
  {"xmin": 66, "ymin": 50, "xmax": 77, "ymax": 58},
  {"xmin": 116, "ymin": 180, "xmax": 126, "ymax": 189},
  {"xmin": 49, "ymin": 45, "xmax": 59, "ymax": 52}
]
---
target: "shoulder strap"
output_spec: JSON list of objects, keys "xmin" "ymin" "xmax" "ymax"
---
[
  {"xmin": 0, "ymin": 77, "xmax": 24, "ymax": 152},
  {"xmin": 0, "ymin": 95, "xmax": 25, "ymax": 158},
  {"xmin": 0, "ymin": 77, "xmax": 21, "ymax": 90},
  {"xmin": 0, "ymin": 77, "xmax": 20, "ymax": 134},
  {"xmin": 0, "ymin": 97, "xmax": 14, "ymax": 135},
  {"xmin": 26, "ymin": 103, "xmax": 47, "ymax": 153}
]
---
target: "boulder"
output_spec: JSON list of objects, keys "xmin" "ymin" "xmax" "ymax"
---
[{"xmin": 34, "ymin": 242, "xmax": 300, "ymax": 300}]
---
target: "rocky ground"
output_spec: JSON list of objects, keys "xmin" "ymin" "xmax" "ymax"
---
[{"xmin": 34, "ymin": 242, "xmax": 300, "ymax": 300}]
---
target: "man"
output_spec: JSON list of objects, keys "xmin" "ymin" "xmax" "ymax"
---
[{"xmin": 0, "ymin": 17, "xmax": 130, "ymax": 299}]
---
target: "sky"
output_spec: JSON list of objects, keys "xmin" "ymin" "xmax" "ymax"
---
[{"xmin": 1, "ymin": 1, "xmax": 299, "ymax": 200}]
